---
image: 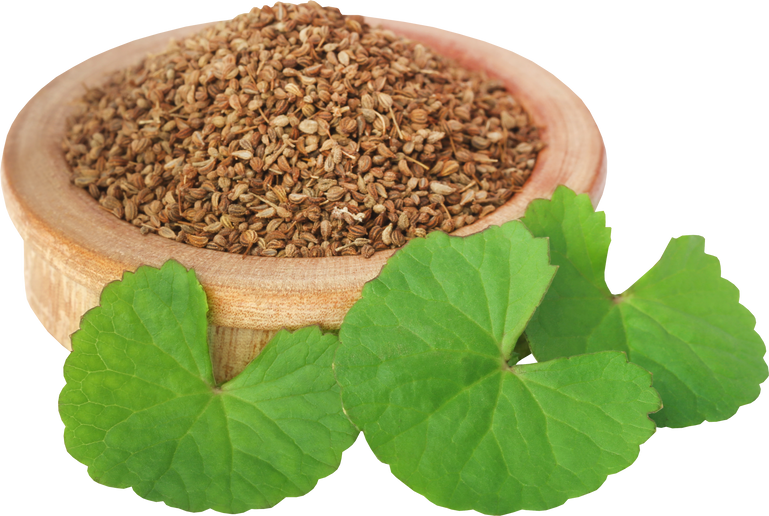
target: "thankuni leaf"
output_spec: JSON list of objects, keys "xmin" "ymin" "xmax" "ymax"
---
[
  {"xmin": 58, "ymin": 260, "xmax": 358, "ymax": 513},
  {"xmin": 335, "ymin": 223, "xmax": 660, "ymax": 514},
  {"xmin": 523, "ymin": 186, "xmax": 768, "ymax": 427}
]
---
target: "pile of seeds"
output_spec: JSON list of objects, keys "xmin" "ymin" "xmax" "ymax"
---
[{"xmin": 63, "ymin": 2, "xmax": 543, "ymax": 258}]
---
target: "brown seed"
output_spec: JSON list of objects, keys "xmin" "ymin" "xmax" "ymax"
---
[
  {"xmin": 298, "ymin": 119, "xmax": 319, "ymax": 134},
  {"xmin": 232, "ymin": 149, "xmax": 253, "ymax": 161},
  {"xmin": 445, "ymin": 119, "xmax": 463, "ymax": 132},
  {"xmin": 124, "ymin": 198, "xmax": 138, "ymax": 221},
  {"xmin": 460, "ymin": 190, "xmax": 475, "ymax": 206},
  {"xmin": 275, "ymin": 206, "xmax": 292, "ymax": 218},
  {"xmin": 256, "ymin": 207, "xmax": 276, "ymax": 218},
  {"xmin": 397, "ymin": 211, "xmax": 410, "ymax": 230},
  {"xmin": 187, "ymin": 235, "xmax": 209, "ymax": 247},
  {"xmin": 320, "ymin": 219, "xmax": 332, "ymax": 239},
  {"xmin": 346, "ymin": 225, "xmax": 366, "ymax": 239},
  {"xmin": 301, "ymin": 231, "xmax": 319, "ymax": 244},
  {"xmin": 369, "ymin": 225, "xmax": 383, "ymax": 242},
  {"xmin": 325, "ymin": 186, "xmax": 346, "ymax": 202},
  {"xmin": 377, "ymin": 92, "xmax": 393, "ymax": 110},
  {"xmin": 382, "ymin": 224, "xmax": 393, "ymax": 245},
  {"xmin": 409, "ymin": 109, "xmax": 429, "ymax": 124},
  {"xmin": 376, "ymin": 142, "xmax": 395, "ymax": 159},
  {"xmin": 264, "ymin": 231, "xmax": 286, "ymax": 243},
  {"xmin": 471, "ymin": 136, "xmax": 490, "ymax": 150},
  {"xmin": 516, "ymin": 142, "xmax": 534, "ymax": 154},
  {"xmin": 361, "ymin": 108, "xmax": 377, "ymax": 123},
  {"xmin": 430, "ymin": 182, "xmax": 456, "ymax": 196},
  {"xmin": 398, "ymin": 159, "xmax": 411, "ymax": 176},
  {"xmin": 439, "ymin": 160, "xmax": 460, "ymax": 177},
  {"xmin": 302, "ymin": 104, "xmax": 316, "ymax": 118},
  {"xmin": 391, "ymin": 230, "xmax": 406, "ymax": 247},
  {"xmin": 285, "ymin": 83, "xmax": 303, "ymax": 97},
  {"xmin": 228, "ymin": 204, "xmax": 248, "ymax": 217},
  {"xmin": 158, "ymin": 227, "xmax": 176, "ymax": 239},
  {"xmin": 339, "ymin": 117, "xmax": 357, "ymax": 134},
  {"xmin": 240, "ymin": 230, "xmax": 258, "ymax": 245},
  {"xmin": 358, "ymin": 154, "xmax": 372, "ymax": 172},
  {"xmin": 64, "ymin": 3, "xmax": 541, "ymax": 259},
  {"xmin": 204, "ymin": 221, "xmax": 223, "ymax": 233}
]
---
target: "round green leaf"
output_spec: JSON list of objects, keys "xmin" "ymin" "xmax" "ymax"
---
[
  {"xmin": 523, "ymin": 186, "xmax": 768, "ymax": 427},
  {"xmin": 335, "ymin": 223, "xmax": 660, "ymax": 514},
  {"xmin": 58, "ymin": 260, "xmax": 358, "ymax": 513}
]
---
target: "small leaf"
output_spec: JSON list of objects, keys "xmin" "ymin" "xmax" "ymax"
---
[
  {"xmin": 58, "ymin": 260, "xmax": 358, "ymax": 513},
  {"xmin": 335, "ymin": 224, "xmax": 660, "ymax": 514},
  {"xmin": 523, "ymin": 186, "xmax": 768, "ymax": 427}
]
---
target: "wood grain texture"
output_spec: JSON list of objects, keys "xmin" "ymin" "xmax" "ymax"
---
[{"xmin": 1, "ymin": 18, "xmax": 606, "ymax": 381}]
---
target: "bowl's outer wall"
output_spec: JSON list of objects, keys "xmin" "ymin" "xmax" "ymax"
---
[{"xmin": 1, "ymin": 18, "xmax": 605, "ymax": 382}]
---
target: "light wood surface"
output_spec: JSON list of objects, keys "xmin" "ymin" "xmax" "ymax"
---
[{"xmin": 1, "ymin": 18, "xmax": 606, "ymax": 382}]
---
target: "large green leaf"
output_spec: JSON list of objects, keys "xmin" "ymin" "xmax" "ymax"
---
[
  {"xmin": 335, "ymin": 223, "xmax": 660, "ymax": 514},
  {"xmin": 523, "ymin": 186, "xmax": 768, "ymax": 427},
  {"xmin": 59, "ymin": 260, "xmax": 358, "ymax": 513}
]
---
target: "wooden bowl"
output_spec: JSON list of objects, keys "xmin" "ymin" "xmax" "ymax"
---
[{"xmin": 1, "ymin": 18, "xmax": 606, "ymax": 383}]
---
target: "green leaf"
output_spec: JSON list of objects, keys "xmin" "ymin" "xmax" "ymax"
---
[
  {"xmin": 335, "ymin": 223, "xmax": 660, "ymax": 514},
  {"xmin": 58, "ymin": 260, "xmax": 358, "ymax": 513},
  {"xmin": 523, "ymin": 186, "xmax": 768, "ymax": 427}
]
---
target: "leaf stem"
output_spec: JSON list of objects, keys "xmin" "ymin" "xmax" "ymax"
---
[{"xmin": 504, "ymin": 333, "xmax": 532, "ymax": 366}]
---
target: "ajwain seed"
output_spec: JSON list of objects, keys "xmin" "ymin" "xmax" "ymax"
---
[{"xmin": 63, "ymin": 2, "xmax": 542, "ymax": 259}]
